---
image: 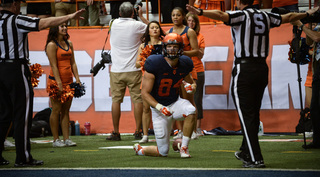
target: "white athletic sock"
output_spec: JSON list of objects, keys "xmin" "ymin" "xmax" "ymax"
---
[{"xmin": 181, "ymin": 136, "xmax": 190, "ymax": 148}]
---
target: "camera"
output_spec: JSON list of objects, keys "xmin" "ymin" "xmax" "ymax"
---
[
  {"xmin": 90, "ymin": 50, "xmax": 111, "ymax": 77},
  {"xmin": 289, "ymin": 37, "xmax": 311, "ymax": 65},
  {"xmin": 134, "ymin": 0, "xmax": 143, "ymax": 11}
]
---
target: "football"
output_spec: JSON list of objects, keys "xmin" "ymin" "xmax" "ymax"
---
[{"xmin": 172, "ymin": 138, "xmax": 182, "ymax": 152}]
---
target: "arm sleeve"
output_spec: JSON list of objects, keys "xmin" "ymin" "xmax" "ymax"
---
[
  {"xmin": 16, "ymin": 15, "xmax": 40, "ymax": 33},
  {"xmin": 136, "ymin": 21, "xmax": 147, "ymax": 34},
  {"xmin": 224, "ymin": 11, "xmax": 245, "ymax": 26},
  {"xmin": 267, "ymin": 12, "xmax": 282, "ymax": 28}
]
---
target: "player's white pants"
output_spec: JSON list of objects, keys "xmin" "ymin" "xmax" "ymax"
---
[{"xmin": 151, "ymin": 97, "xmax": 196, "ymax": 156}]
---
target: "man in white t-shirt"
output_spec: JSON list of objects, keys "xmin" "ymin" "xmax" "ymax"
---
[{"xmin": 107, "ymin": 2, "xmax": 148, "ymax": 141}]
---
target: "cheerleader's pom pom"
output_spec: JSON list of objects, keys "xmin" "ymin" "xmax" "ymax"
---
[
  {"xmin": 47, "ymin": 80, "xmax": 59, "ymax": 99},
  {"xmin": 70, "ymin": 82, "xmax": 86, "ymax": 98},
  {"xmin": 30, "ymin": 63, "xmax": 44, "ymax": 78},
  {"xmin": 60, "ymin": 85, "xmax": 74, "ymax": 103}
]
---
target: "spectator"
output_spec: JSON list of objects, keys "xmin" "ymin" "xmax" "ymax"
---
[
  {"xmin": 291, "ymin": 20, "xmax": 320, "ymax": 149},
  {"xmin": 55, "ymin": 0, "xmax": 77, "ymax": 26},
  {"xmin": 45, "ymin": 22, "xmax": 80, "ymax": 147},
  {"xmin": 135, "ymin": 21, "xmax": 165, "ymax": 143},
  {"xmin": 78, "ymin": 0, "xmax": 100, "ymax": 26},
  {"xmin": 106, "ymin": 2, "xmax": 148, "ymax": 141},
  {"xmin": 0, "ymin": 0, "xmax": 84, "ymax": 167}
]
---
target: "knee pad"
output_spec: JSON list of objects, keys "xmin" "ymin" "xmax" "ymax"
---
[
  {"xmin": 153, "ymin": 123, "xmax": 165, "ymax": 139},
  {"xmin": 153, "ymin": 123, "xmax": 170, "ymax": 156}
]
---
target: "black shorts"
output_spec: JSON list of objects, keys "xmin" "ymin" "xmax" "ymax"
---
[{"xmin": 27, "ymin": 3, "xmax": 52, "ymax": 15}]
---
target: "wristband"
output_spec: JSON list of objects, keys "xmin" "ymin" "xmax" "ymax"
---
[
  {"xmin": 198, "ymin": 8, "xmax": 203, "ymax": 16},
  {"xmin": 155, "ymin": 103, "xmax": 163, "ymax": 111}
]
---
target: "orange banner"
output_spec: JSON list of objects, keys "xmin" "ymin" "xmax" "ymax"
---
[{"xmin": 29, "ymin": 23, "xmax": 306, "ymax": 133}]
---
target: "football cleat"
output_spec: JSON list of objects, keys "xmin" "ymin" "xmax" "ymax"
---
[
  {"xmin": 173, "ymin": 130, "xmax": 183, "ymax": 140},
  {"xmin": 133, "ymin": 143, "xmax": 143, "ymax": 155},
  {"xmin": 180, "ymin": 146, "xmax": 191, "ymax": 158}
]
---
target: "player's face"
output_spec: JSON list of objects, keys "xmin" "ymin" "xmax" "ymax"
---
[
  {"xmin": 171, "ymin": 9, "xmax": 184, "ymax": 25},
  {"xmin": 58, "ymin": 23, "xmax": 68, "ymax": 36},
  {"xmin": 187, "ymin": 16, "xmax": 195, "ymax": 29},
  {"xmin": 149, "ymin": 23, "xmax": 160, "ymax": 38},
  {"xmin": 166, "ymin": 44, "xmax": 180, "ymax": 58}
]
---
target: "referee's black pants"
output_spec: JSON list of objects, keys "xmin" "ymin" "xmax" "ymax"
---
[
  {"xmin": 310, "ymin": 61, "xmax": 320, "ymax": 146},
  {"xmin": 0, "ymin": 61, "xmax": 34, "ymax": 164},
  {"xmin": 231, "ymin": 60, "xmax": 268, "ymax": 162}
]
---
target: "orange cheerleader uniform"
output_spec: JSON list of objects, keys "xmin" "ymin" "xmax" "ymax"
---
[
  {"xmin": 48, "ymin": 40, "xmax": 73, "ymax": 86},
  {"xmin": 192, "ymin": 33, "xmax": 205, "ymax": 73}
]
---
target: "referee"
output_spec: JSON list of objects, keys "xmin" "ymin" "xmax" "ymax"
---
[
  {"xmin": 0, "ymin": 0, "xmax": 84, "ymax": 167},
  {"xmin": 187, "ymin": 0, "xmax": 319, "ymax": 168}
]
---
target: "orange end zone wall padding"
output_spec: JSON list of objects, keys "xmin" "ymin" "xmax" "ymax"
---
[{"xmin": 30, "ymin": 23, "xmax": 304, "ymax": 133}]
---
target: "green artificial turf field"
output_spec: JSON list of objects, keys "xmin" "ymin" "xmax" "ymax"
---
[{"xmin": 1, "ymin": 134, "xmax": 320, "ymax": 169}]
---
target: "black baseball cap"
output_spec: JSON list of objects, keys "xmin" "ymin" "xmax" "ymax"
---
[{"xmin": 1, "ymin": 0, "xmax": 26, "ymax": 4}]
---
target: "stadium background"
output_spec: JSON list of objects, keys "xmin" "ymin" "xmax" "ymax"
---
[{"xmin": 28, "ymin": 23, "xmax": 309, "ymax": 134}]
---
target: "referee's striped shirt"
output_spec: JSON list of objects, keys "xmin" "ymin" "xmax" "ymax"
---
[
  {"xmin": 0, "ymin": 10, "xmax": 40, "ymax": 60},
  {"xmin": 225, "ymin": 7, "xmax": 282, "ymax": 59}
]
